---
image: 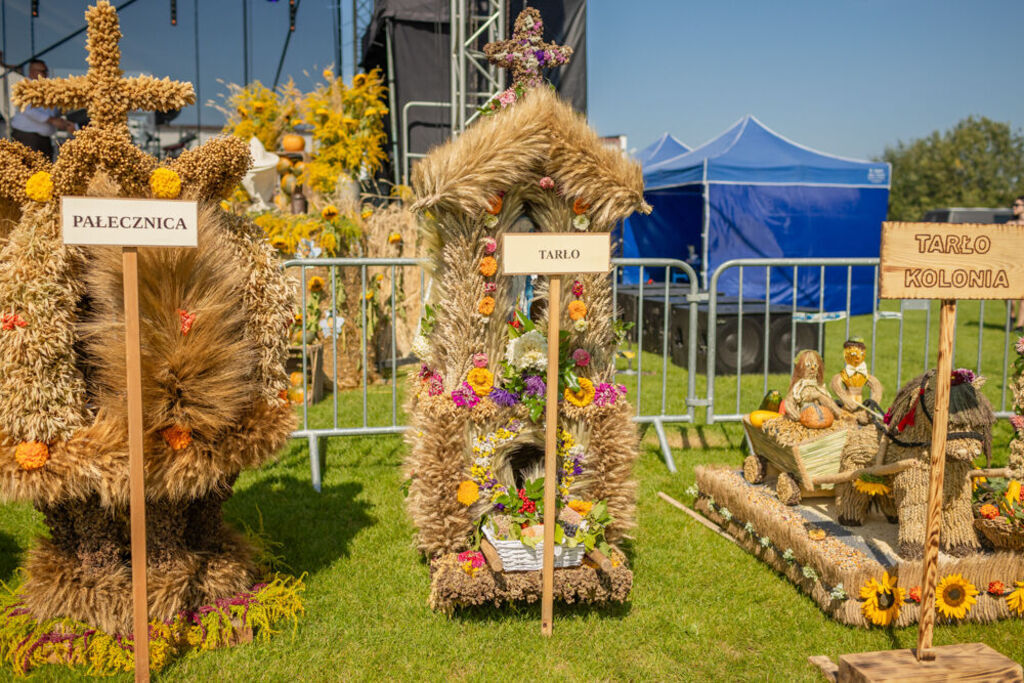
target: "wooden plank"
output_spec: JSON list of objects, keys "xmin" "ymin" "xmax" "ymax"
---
[
  {"xmin": 657, "ymin": 491, "xmax": 738, "ymax": 544},
  {"xmin": 813, "ymin": 459, "xmax": 917, "ymax": 487},
  {"xmin": 808, "ymin": 655, "xmax": 838, "ymax": 682},
  {"xmin": 122, "ymin": 248, "xmax": 150, "ymax": 683},
  {"xmin": 916, "ymin": 300, "xmax": 956, "ymax": 661},
  {"xmin": 878, "ymin": 222, "xmax": 1024, "ymax": 300},
  {"xmin": 838, "ymin": 642, "xmax": 1022, "ymax": 682},
  {"xmin": 585, "ymin": 548, "xmax": 614, "ymax": 574},
  {"xmin": 540, "ymin": 274, "xmax": 560, "ymax": 637}
]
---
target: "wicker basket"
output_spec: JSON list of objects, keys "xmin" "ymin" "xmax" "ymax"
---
[
  {"xmin": 482, "ymin": 524, "xmax": 584, "ymax": 572},
  {"xmin": 974, "ymin": 517, "xmax": 1024, "ymax": 551}
]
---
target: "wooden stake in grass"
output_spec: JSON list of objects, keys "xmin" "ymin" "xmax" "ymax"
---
[
  {"xmin": 62, "ymin": 196, "xmax": 199, "ymax": 682},
  {"xmin": 915, "ymin": 299, "xmax": 955, "ymax": 660},
  {"xmin": 502, "ymin": 232, "xmax": 611, "ymax": 637}
]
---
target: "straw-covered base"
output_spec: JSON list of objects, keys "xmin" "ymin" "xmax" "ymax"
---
[{"xmin": 695, "ymin": 465, "xmax": 1024, "ymax": 628}]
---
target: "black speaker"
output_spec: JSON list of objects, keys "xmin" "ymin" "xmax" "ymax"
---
[
  {"xmin": 714, "ymin": 315, "xmax": 765, "ymax": 374},
  {"xmin": 767, "ymin": 315, "xmax": 825, "ymax": 373}
]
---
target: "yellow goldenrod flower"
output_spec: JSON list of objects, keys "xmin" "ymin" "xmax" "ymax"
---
[
  {"xmin": 149, "ymin": 167, "xmax": 182, "ymax": 199},
  {"xmin": 24, "ymin": 171, "xmax": 53, "ymax": 203}
]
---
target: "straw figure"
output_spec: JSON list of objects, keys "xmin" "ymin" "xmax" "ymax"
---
[
  {"xmin": 0, "ymin": 2, "xmax": 295, "ymax": 634},
  {"xmin": 883, "ymin": 369, "xmax": 995, "ymax": 558},
  {"xmin": 404, "ymin": 7, "xmax": 648, "ymax": 612},
  {"xmin": 829, "ymin": 337, "xmax": 883, "ymax": 424},
  {"xmin": 781, "ymin": 349, "xmax": 842, "ymax": 428}
]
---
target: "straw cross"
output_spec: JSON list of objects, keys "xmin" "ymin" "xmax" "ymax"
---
[
  {"xmin": 12, "ymin": 0, "xmax": 194, "ymax": 131},
  {"xmin": 484, "ymin": 7, "xmax": 573, "ymax": 89}
]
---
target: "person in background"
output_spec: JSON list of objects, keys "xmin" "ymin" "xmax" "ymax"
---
[
  {"xmin": 1010, "ymin": 196, "xmax": 1024, "ymax": 329},
  {"xmin": 0, "ymin": 51, "xmax": 23, "ymax": 138},
  {"xmin": 9, "ymin": 59, "xmax": 75, "ymax": 159}
]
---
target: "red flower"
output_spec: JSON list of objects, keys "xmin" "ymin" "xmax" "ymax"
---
[
  {"xmin": 178, "ymin": 309, "xmax": 197, "ymax": 335},
  {"xmin": 1, "ymin": 313, "xmax": 27, "ymax": 331},
  {"xmin": 519, "ymin": 499, "xmax": 536, "ymax": 514},
  {"xmin": 988, "ymin": 581, "xmax": 1006, "ymax": 596},
  {"xmin": 979, "ymin": 503, "xmax": 1000, "ymax": 520},
  {"xmin": 571, "ymin": 280, "xmax": 583, "ymax": 298},
  {"xmin": 908, "ymin": 586, "xmax": 921, "ymax": 603}
]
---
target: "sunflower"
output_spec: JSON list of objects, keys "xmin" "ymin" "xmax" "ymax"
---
[
  {"xmin": 321, "ymin": 204, "xmax": 339, "ymax": 220},
  {"xmin": 466, "ymin": 367, "xmax": 494, "ymax": 396},
  {"xmin": 353, "ymin": 73, "xmax": 367, "ymax": 87},
  {"xmin": 308, "ymin": 276, "xmax": 325, "ymax": 293},
  {"xmin": 567, "ymin": 300, "xmax": 587, "ymax": 321},
  {"xmin": 935, "ymin": 573, "xmax": 978, "ymax": 620},
  {"xmin": 456, "ymin": 480, "xmax": 479, "ymax": 506},
  {"xmin": 1007, "ymin": 581, "xmax": 1024, "ymax": 616},
  {"xmin": 478, "ymin": 296, "xmax": 496, "ymax": 316},
  {"xmin": 853, "ymin": 474, "xmax": 890, "ymax": 496},
  {"xmin": 271, "ymin": 237, "xmax": 289, "ymax": 251},
  {"xmin": 859, "ymin": 571, "xmax": 905, "ymax": 627},
  {"xmin": 564, "ymin": 377, "xmax": 596, "ymax": 407},
  {"xmin": 479, "ymin": 256, "xmax": 498, "ymax": 277}
]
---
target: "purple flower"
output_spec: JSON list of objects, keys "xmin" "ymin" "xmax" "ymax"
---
[
  {"xmin": 572, "ymin": 348, "xmax": 590, "ymax": 367},
  {"xmin": 951, "ymin": 368, "xmax": 976, "ymax": 386},
  {"xmin": 451, "ymin": 381, "xmax": 480, "ymax": 407},
  {"xmin": 572, "ymin": 463, "xmax": 583, "ymax": 475},
  {"xmin": 534, "ymin": 49, "xmax": 547, "ymax": 65},
  {"xmin": 494, "ymin": 502, "xmax": 505, "ymax": 512},
  {"xmin": 419, "ymin": 363, "xmax": 431, "ymax": 378},
  {"xmin": 489, "ymin": 387, "xmax": 520, "ymax": 407},
  {"xmin": 524, "ymin": 375, "xmax": 546, "ymax": 397},
  {"xmin": 1011, "ymin": 414, "xmax": 1024, "ymax": 434}
]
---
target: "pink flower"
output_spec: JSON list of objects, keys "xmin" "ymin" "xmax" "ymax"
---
[
  {"xmin": 484, "ymin": 237, "xmax": 497, "ymax": 254},
  {"xmin": 539, "ymin": 176, "xmax": 554, "ymax": 190},
  {"xmin": 571, "ymin": 280, "xmax": 583, "ymax": 298},
  {"xmin": 473, "ymin": 352, "xmax": 488, "ymax": 368},
  {"xmin": 572, "ymin": 348, "xmax": 590, "ymax": 367},
  {"xmin": 484, "ymin": 282, "xmax": 497, "ymax": 294},
  {"xmin": 1011, "ymin": 414, "xmax": 1024, "ymax": 434},
  {"xmin": 427, "ymin": 373, "xmax": 444, "ymax": 396},
  {"xmin": 498, "ymin": 88, "xmax": 517, "ymax": 107},
  {"xmin": 1016, "ymin": 337, "xmax": 1024, "ymax": 355}
]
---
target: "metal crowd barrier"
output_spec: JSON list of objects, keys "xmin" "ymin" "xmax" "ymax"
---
[
  {"xmin": 283, "ymin": 256, "xmax": 1020, "ymax": 489},
  {"xmin": 704, "ymin": 258, "xmax": 1021, "ymax": 424}
]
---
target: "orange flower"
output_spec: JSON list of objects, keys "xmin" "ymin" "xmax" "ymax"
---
[
  {"xmin": 478, "ymin": 296, "xmax": 496, "ymax": 316},
  {"xmin": 979, "ymin": 503, "xmax": 1000, "ymax": 519},
  {"xmin": 572, "ymin": 197, "xmax": 589, "ymax": 215},
  {"xmin": 479, "ymin": 256, "xmax": 498, "ymax": 277},
  {"xmin": 486, "ymin": 195, "xmax": 503, "ymax": 215},
  {"xmin": 908, "ymin": 586, "xmax": 921, "ymax": 602},
  {"xmin": 161, "ymin": 425, "xmax": 193, "ymax": 451},
  {"xmin": 15, "ymin": 441, "xmax": 48, "ymax": 470},
  {"xmin": 988, "ymin": 581, "xmax": 1006, "ymax": 596},
  {"xmin": 567, "ymin": 300, "xmax": 587, "ymax": 321}
]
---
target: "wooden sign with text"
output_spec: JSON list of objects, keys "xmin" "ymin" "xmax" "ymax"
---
[
  {"xmin": 62, "ymin": 196, "xmax": 198, "ymax": 247},
  {"xmin": 879, "ymin": 221, "xmax": 1024, "ymax": 300},
  {"xmin": 502, "ymin": 232, "xmax": 611, "ymax": 275}
]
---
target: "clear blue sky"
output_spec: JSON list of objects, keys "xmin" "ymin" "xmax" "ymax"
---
[{"xmin": 2, "ymin": 0, "xmax": 1020, "ymax": 159}]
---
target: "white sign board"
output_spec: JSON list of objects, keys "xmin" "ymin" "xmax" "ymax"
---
[
  {"xmin": 502, "ymin": 232, "xmax": 611, "ymax": 275},
  {"xmin": 61, "ymin": 196, "xmax": 198, "ymax": 247}
]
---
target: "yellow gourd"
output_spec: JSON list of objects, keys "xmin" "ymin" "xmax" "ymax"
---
[
  {"xmin": 748, "ymin": 410, "xmax": 781, "ymax": 428},
  {"xmin": 281, "ymin": 133, "xmax": 305, "ymax": 152}
]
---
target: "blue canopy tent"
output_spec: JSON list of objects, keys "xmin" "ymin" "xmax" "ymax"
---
[
  {"xmin": 623, "ymin": 116, "xmax": 890, "ymax": 314},
  {"xmin": 634, "ymin": 132, "xmax": 689, "ymax": 167}
]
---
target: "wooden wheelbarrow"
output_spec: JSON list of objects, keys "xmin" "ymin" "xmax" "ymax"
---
[{"xmin": 742, "ymin": 416, "xmax": 1011, "ymax": 505}]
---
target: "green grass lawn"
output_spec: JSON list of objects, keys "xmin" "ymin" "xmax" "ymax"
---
[{"xmin": 2, "ymin": 301, "xmax": 1023, "ymax": 680}]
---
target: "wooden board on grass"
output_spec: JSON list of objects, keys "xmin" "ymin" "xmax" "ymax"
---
[{"xmin": 838, "ymin": 642, "xmax": 1022, "ymax": 682}]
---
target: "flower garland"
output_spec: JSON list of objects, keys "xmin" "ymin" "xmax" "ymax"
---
[
  {"xmin": 557, "ymin": 428, "xmax": 585, "ymax": 500},
  {"xmin": 461, "ymin": 420, "xmax": 525, "ymax": 503}
]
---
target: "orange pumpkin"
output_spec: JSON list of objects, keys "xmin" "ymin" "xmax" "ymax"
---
[
  {"xmin": 281, "ymin": 133, "xmax": 305, "ymax": 152},
  {"xmin": 799, "ymin": 404, "xmax": 834, "ymax": 429},
  {"xmin": 275, "ymin": 157, "xmax": 293, "ymax": 175}
]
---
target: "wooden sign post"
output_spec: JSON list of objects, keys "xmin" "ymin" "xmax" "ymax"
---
[
  {"xmin": 503, "ymin": 232, "xmax": 611, "ymax": 636},
  {"xmin": 817, "ymin": 222, "xmax": 1024, "ymax": 680},
  {"xmin": 62, "ymin": 196, "xmax": 199, "ymax": 682}
]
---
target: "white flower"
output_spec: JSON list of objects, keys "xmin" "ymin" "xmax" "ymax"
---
[
  {"xmin": 743, "ymin": 521, "xmax": 755, "ymax": 534},
  {"xmin": 802, "ymin": 566, "xmax": 819, "ymax": 581},
  {"xmin": 830, "ymin": 583, "xmax": 847, "ymax": 600},
  {"xmin": 505, "ymin": 329, "xmax": 548, "ymax": 373},
  {"xmin": 484, "ymin": 214, "xmax": 499, "ymax": 228},
  {"xmin": 759, "ymin": 536, "xmax": 771, "ymax": 548},
  {"xmin": 719, "ymin": 507, "xmax": 732, "ymax": 521},
  {"xmin": 411, "ymin": 333, "xmax": 431, "ymax": 359},
  {"xmin": 572, "ymin": 214, "xmax": 590, "ymax": 231},
  {"xmin": 684, "ymin": 484, "xmax": 698, "ymax": 498},
  {"xmin": 782, "ymin": 548, "xmax": 795, "ymax": 563},
  {"xmin": 573, "ymin": 318, "xmax": 588, "ymax": 332}
]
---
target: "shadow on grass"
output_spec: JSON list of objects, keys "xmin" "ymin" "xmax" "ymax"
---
[
  {"xmin": 227, "ymin": 475, "xmax": 376, "ymax": 575},
  {"xmin": 453, "ymin": 596, "xmax": 633, "ymax": 624},
  {"xmin": 0, "ymin": 531, "xmax": 23, "ymax": 583}
]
